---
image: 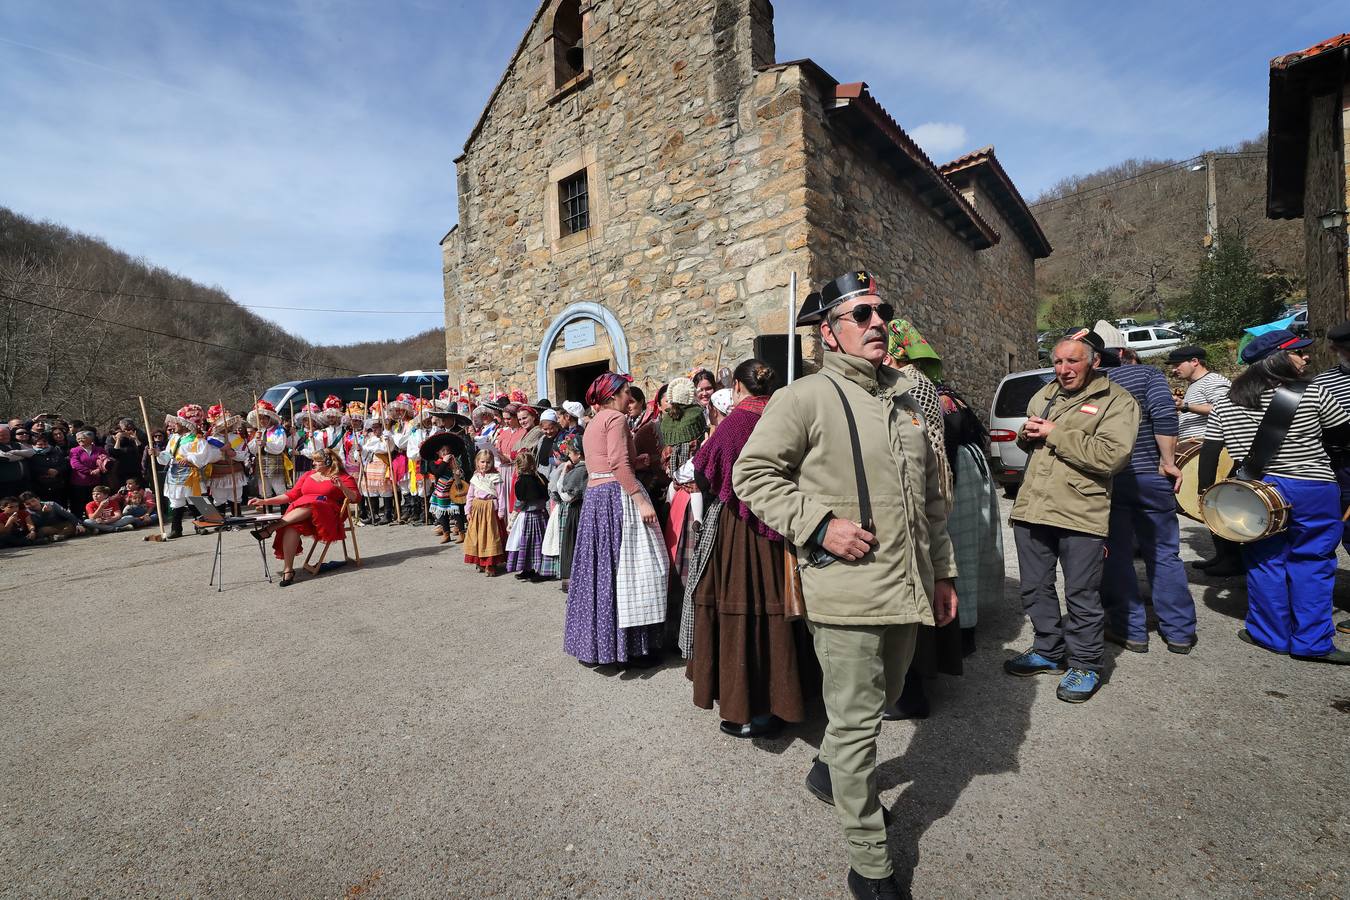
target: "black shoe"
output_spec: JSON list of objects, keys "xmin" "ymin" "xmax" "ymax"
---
[
  {"xmin": 1165, "ymin": 636, "xmax": 1197, "ymax": 655},
  {"xmin": 1237, "ymin": 629, "xmax": 1287, "ymax": 655},
  {"xmin": 528, "ymin": 573, "xmax": 554, "ymax": 583},
  {"xmin": 1105, "ymin": 629, "xmax": 1149, "ymax": 653},
  {"xmin": 514, "ymin": 570, "xmax": 532, "ymax": 580},
  {"xmin": 719, "ymin": 717, "xmax": 782, "ymax": 739},
  {"xmin": 805, "ymin": 760, "xmax": 893, "ymax": 826},
  {"xmin": 1202, "ymin": 560, "xmax": 1244, "ymax": 577},
  {"xmin": 1291, "ymin": 648, "xmax": 1350, "ymax": 665},
  {"xmin": 1191, "ymin": 556, "xmax": 1218, "ymax": 570},
  {"xmin": 1336, "ymin": 618, "xmax": 1350, "ymax": 636},
  {"xmin": 279, "ymin": 571, "xmax": 295, "ymax": 587},
  {"xmin": 847, "ymin": 868, "xmax": 905, "ymax": 899}
]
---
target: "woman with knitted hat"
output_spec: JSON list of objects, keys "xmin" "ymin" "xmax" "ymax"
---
[
  {"xmin": 660, "ymin": 376, "xmax": 708, "ymax": 596},
  {"xmin": 564, "ymin": 372, "xmax": 667, "ymax": 666},
  {"xmin": 683, "ymin": 358, "xmax": 816, "ymax": 738}
]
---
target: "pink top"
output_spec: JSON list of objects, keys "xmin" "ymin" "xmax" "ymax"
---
[
  {"xmin": 69, "ymin": 445, "xmax": 108, "ymax": 486},
  {"xmin": 583, "ymin": 408, "xmax": 641, "ymax": 495}
]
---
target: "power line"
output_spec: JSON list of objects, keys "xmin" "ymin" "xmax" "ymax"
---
[
  {"xmin": 1030, "ymin": 152, "xmax": 1266, "ymax": 210},
  {"xmin": 0, "ymin": 291, "xmax": 361, "ymax": 373},
  {"xmin": 0, "ymin": 279, "xmax": 444, "ymax": 315}
]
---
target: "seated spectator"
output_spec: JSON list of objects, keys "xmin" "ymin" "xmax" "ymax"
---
[
  {"xmin": 120, "ymin": 477, "xmax": 158, "ymax": 527},
  {"xmin": 28, "ymin": 432, "xmax": 70, "ymax": 506},
  {"xmin": 19, "ymin": 491, "xmax": 83, "ymax": 540},
  {"xmin": 82, "ymin": 485, "xmax": 136, "ymax": 533},
  {"xmin": 0, "ymin": 495, "xmax": 38, "ymax": 547}
]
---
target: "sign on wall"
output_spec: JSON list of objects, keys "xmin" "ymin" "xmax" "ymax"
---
[{"xmin": 563, "ymin": 319, "xmax": 597, "ymax": 350}]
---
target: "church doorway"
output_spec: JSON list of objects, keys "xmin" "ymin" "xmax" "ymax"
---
[{"xmin": 555, "ymin": 360, "xmax": 610, "ymax": 405}]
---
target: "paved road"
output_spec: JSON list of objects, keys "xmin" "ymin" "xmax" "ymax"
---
[{"xmin": 1, "ymin": 503, "xmax": 1347, "ymax": 898}]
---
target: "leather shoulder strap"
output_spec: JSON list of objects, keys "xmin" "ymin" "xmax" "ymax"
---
[
  {"xmin": 1236, "ymin": 382, "xmax": 1310, "ymax": 479},
  {"xmin": 821, "ymin": 373, "xmax": 873, "ymax": 533}
]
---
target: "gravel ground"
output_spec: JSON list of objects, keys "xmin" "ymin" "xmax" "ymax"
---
[{"xmin": 1, "ymin": 501, "xmax": 1348, "ymax": 899}]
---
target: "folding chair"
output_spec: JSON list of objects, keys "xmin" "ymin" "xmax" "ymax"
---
[{"xmin": 303, "ymin": 500, "xmax": 362, "ymax": 575}]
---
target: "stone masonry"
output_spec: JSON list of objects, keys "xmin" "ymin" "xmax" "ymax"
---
[{"xmin": 442, "ymin": 0, "xmax": 1049, "ymax": 411}]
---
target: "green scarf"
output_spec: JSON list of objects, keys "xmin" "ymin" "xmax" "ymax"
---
[
  {"xmin": 886, "ymin": 318, "xmax": 943, "ymax": 382},
  {"xmin": 660, "ymin": 404, "xmax": 707, "ymax": 446}
]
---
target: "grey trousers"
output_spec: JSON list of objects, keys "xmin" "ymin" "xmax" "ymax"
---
[
  {"xmin": 809, "ymin": 621, "xmax": 918, "ymax": 878},
  {"xmin": 1012, "ymin": 522, "xmax": 1106, "ymax": 672}
]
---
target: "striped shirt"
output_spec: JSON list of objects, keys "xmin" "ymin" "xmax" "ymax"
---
[
  {"xmin": 1178, "ymin": 371, "xmax": 1231, "ymax": 439},
  {"xmin": 1312, "ymin": 365, "xmax": 1350, "ymax": 453},
  {"xmin": 1204, "ymin": 383, "xmax": 1349, "ymax": 482},
  {"xmin": 1106, "ymin": 365, "xmax": 1178, "ymax": 474}
]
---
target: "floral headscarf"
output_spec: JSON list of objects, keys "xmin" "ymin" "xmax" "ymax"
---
[
  {"xmin": 886, "ymin": 319, "xmax": 943, "ymax": 382},
  {"xmin": 584, "ymin": 372, "xmax": 631, "ymax": 408}
]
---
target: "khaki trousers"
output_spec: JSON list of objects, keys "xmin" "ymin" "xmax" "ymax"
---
[{"xmin": 809, "ymin": 620, "xmax": 918, "ymax": 879}]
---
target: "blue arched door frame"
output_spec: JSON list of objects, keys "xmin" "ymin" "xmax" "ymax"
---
[{"xmin": 535, "ymin": 302, "xmax": 630, "ymax": 400}]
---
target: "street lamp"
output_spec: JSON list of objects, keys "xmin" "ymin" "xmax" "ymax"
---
[{"xmin": 1319, "ymin": 209, "xmax": 1348, "ymax": 230}]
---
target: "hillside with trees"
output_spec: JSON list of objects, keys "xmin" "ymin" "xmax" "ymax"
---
[
  {"xmin": 0, "ymin": 208, "xmax": 445, "ymax": 425},
  {"xmin": 1032, "ymin": 134, "xmax": 1304, "ymax": 331}
]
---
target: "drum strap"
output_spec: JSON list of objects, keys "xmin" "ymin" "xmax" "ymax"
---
[{"xmin": 1235, "ymin": 382, "xmax": 1309, "ymax": 480}]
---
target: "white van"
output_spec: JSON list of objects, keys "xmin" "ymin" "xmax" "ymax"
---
[{"xmin": 987, "ymin": 367, "xmax": 1055, "ymax": 495}]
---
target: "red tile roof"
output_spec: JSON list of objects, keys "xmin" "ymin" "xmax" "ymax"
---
[
  {"xmin": 827, "ymin": 79, "xmax": 998, "ymax": 251},
  {"xmin": 1266, "ymin": 32, "xmax": 1350, "ymax": 218},
  {"xmin": 1271, "ymin": 32, "xmax": 1350, "ymax": 70},
  {"xmin": 939, "ymin": 147, "xmax": 1052, "ymax": 259}
]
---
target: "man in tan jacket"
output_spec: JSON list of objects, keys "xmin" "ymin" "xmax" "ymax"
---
[
  {"xmin": 1006, "ymin": 331, "xmax": 1138, "ymax": 703},
  {"xmin": 734, "ymin": 270, "xmax": 956, "ymax": 900}
]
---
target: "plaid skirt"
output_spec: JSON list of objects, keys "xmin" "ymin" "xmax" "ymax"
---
[{"xmin": 506, "ymin": 509, "xmax": 547, "ymax": 573}]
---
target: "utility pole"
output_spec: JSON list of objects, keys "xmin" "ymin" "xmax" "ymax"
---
[{"xmin": 1202, "ymin": 152, "xmax": 1218, "ymax": 254}]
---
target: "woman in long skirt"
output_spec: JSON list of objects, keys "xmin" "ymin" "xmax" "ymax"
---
[
  {"xmin": 564, "ymin": 373, "xmax": 667, "ymax": 666},
  {"xmin": 555, "ymin": 435, "xmax": 587, "ymax": 591},
  {"xmin": 685, "ymin": 359, "xmax": 812, "ymax": 738}
]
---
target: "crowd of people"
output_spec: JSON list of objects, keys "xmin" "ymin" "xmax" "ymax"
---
[{"xmin": 6, "ymin": 268, "xmax": 1350, "ymax": 899}]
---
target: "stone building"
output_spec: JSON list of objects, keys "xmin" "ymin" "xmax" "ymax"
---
[
  {"xmin": 441, "ymin": 0, "xmax": 1050, "ymax": 409},
  {"xmin": 1267, "ymin": 32, "xmax": 1350, "ymax": 349}
]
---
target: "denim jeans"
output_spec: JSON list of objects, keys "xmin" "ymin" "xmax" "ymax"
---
[{"xmin": 1101, "ymin": 471, "xmax": 1197, "ymax": 644}]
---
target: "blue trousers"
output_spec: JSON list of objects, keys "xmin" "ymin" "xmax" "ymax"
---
[
  {"xmin": 1101, "ymin": 471, "xmax": 1196, "ymax": 645},
  {"xmin": 1333, "ymin": 460, "xmax": 1350, "ymax": 554},
  {"xmin": 1242, "ymin": 475, "xmax": 1339, "ymax": 656}
]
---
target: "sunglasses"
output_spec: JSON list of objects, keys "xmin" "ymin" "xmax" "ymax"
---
[
  {"xmin": 831, "ymin": 301, "xmax": 895, "ymax": 327},
  {"xmin": 1288, "ymin": 348, "xmax": 1311, "ymax": 358}
]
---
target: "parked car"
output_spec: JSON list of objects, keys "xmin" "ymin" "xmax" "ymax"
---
[
  {"xmin": 1161, "ymin": 318, "xmax": 1197, "ymax": 335},
  {"xmin": 1116, "ymin": 317, "xmax": 1141, "ymax": 329},
  {"xmin": 988, "ymin": 367, "xmax": 1055, "ymax": 496},
  {"xmin": 1121, "ymin": 325, "xmax": 1185, "ymax": 358}
]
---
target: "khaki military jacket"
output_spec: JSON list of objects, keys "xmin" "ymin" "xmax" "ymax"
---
[
  {"xmin": 1010, "ymin": 372, "xmax": 1139, "ymax": 537},
  {"xmin": 732, "ymin": 352, "xmax": 956, "ymax": 626}
]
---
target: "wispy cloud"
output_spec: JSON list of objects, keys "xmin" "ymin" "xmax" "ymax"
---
[{"xmin": 908, "ymin": 122, "xmax": 970, "ymax": 157}]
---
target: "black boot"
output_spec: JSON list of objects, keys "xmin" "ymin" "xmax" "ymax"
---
[{"xmin": 170, "ymin": 506, "xmax": 186, "ymax": 539}]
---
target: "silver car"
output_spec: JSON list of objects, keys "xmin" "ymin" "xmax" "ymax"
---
[{"xmin": 987, "ymin": 367, "xmax": 1054, "ymax": 495}]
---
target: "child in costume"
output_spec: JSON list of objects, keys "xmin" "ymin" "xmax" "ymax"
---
[
  {"xmin": 462, "ymin": 449, "xmax": 505, "ymax": 574},
  {"xmin": 506, "ymin": 450, "xmax": 550, "ymax": 581}
]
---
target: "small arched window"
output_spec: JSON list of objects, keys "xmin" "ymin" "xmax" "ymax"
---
[{"xmin": 552, "ymin": 0, "xmax": 584, "ymax": 88}]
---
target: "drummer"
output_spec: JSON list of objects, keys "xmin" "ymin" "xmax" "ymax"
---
[
  {"xmin": 1311, "ymin": 322, "xmax": 1350, "ymax": 636},
  {"xmin": 1198, "ymin": 329, "xmax": 1350, "ymax": 664},
  {"xmin": 1100, "ymin": 344, "xmax": 1196, "ymax": 654},
  {"xmin": 1170, "ymin": 345, "xmax": 1239, "ymax": 575}
]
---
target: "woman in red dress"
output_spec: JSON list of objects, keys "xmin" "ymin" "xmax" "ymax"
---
[{"xmin": 250, "ymin": 448, "xmax": 360, "ymax": 586}]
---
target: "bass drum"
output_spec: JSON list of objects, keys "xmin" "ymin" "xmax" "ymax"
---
[
  {"xmin": 1175, "ymin": 438, "xmax": 1233, "ymax": 521},
  {"xmin": 1199, "ymin": 478, "xmax": 1290, "ymax": 543}
]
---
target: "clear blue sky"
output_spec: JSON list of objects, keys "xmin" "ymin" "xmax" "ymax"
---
[{"xmin": 0, "ymin": 0, "xmax": 1342, "ymax": 345}]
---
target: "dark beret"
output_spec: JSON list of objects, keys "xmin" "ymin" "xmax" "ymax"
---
[
  {"xmin": 1328, "ymin": 322, "xmax": 1350, "ymax": 344},
  {"xmin": 1165, "ymin": 345, "xmax": 1206, "ymax": 363}
]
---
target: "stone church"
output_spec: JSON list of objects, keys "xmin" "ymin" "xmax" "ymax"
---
[{"xmin": 441, "ymin": 0, "xmax": 1050, "ymax": 408}]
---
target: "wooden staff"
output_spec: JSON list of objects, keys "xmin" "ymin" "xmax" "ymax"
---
[
  {"xmin": 220, "ymin": 397, "xmax": 240, "ymax": 516},
  {"xmin": 383, "ymin": 390, "xmax": 402, "ymax": 522},
  {"xmin": 357, "ymin": 388, "xmax": 374, "ymax": 523},
  {"xmin": 137, "ymin": 395, "xmax": 168, "ymax": 542},
  {"xmin": 285, "ymin": 398, "xmax": 297, "ymax": 488}
]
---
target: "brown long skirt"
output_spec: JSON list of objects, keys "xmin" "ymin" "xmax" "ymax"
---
[{"xmin": 687, "ymin": 503, "xmax": 812, "ymax": 725}]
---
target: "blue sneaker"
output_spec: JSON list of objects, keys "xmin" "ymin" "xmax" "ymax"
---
[
  {"xmin": 1003, "ymin": 649, "xmax": 1067, "ymax": 677},
  {"xmin": 1056, "ymin": 668, "xmax": 1101, "ymax": 703}
]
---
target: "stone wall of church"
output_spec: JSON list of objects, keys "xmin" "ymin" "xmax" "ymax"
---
[
  {"xmin": 443, "ymin": 0, "xmax": 795, "ymax": 398},
  {"xmin": 793, "ymin": 76, "xmax": 1037, "ymax": 411},
  {"xmin": 443, "ymin": 0, "xmax": 1036, "ymax": 409}
]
